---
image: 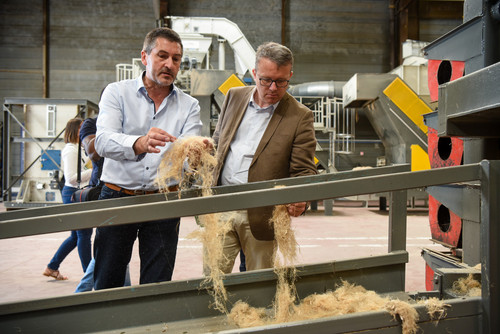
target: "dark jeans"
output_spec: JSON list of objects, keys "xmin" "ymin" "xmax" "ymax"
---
[
  {"xmin": 47, "ymin": 229, "xmax": 93, "ymax": 273},
  {"xmin": 47, "ymin": 186, "xmax": 92, "ymax": 272},
  {"xmin": 93, "ymin": 185, "xmax": 180, "ymax": 290}
]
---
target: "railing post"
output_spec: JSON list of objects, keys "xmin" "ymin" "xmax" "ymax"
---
[
  {"xmin": 480, "ymin": 160, "xmax": 500, "ymax": 334},
  {"xmin": 388, "ymin": 189, "xmax": 407, "ymax": 252}
]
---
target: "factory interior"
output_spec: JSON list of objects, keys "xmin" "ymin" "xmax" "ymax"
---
[{"xmin": 0, "ymin": 0, "xmax": 499, "ymax": 333}]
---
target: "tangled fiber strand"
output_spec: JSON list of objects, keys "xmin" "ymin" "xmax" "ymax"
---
[
  {"xmin": 269, "ymin": 202, "xmax": 299, "ymax": 323},
  {"xmin": 229, "ymin": 193, "xmax": 301, "ymax": 326},
  {"xmin": 292, "ymin": 281, "xmax": 388, "ymax": 320},
  {"xmin": 271, "ymin": 203, "xmax": 298, "ymax": 268},
  {"xmin": 273, "ymin": 266, "xmax": 298, "ymax": 323},
  {"xmin": 229, "ymin": 301, "xmax": 268, "ymax": 328},
  {"xmin": 229, "ymin": 280, "xmax": 423, "ymax": 334},
  {"xmin": 385, "ymin": 299, "xmax": 419, "ymax": 334},
  {"xmin": 190, "ymin": 213, "xmax": 232, "ymax": 314},
  {"xmin": 452, "ymin": 274, "xmax": 482, "ymax": 297},
  {"xmin": 156, "ymin": 136, "xmax": 231, "ymax": 312},
  {"xmin": 156, "ymin": 136, "xmax": 216, "ymax": 196},
  {"xmin": 417, "ymin": 297, "xmax": 450, "ymax": 324}
]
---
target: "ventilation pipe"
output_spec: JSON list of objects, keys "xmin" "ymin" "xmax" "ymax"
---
[
  {"xmin": 168, "ymin": 16, "xmax": 256, "ymax": 76},
  {"xmin": 288, "ymin": 81, "xmax": 346, "ymax": 98}
]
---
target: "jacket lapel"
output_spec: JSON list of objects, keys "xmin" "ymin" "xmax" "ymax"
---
[
  {"xmin": 251, "ymin": 93, "xmax": 290, "ymax": 167},
  {"xmin": 218, "ymin": 88, "xmax": 254, "ymax": 161}
]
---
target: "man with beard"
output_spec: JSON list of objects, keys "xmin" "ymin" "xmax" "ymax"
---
[{"xmin": 93, "ymin": 27, "xmax": 202, "ymax": 289}]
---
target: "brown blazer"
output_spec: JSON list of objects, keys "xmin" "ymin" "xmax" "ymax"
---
[{"xmin": 213, "ymin": 86, "xmax": 317, "ymax": 240}]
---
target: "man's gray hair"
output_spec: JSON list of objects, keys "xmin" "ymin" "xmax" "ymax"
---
[
  {"xmin": 255, "ymin": 42, "xmax": 294, "ymax": 70},
  {"xmin": 143, "ymin": 27, "xmax": 183, "ymax": 55}
]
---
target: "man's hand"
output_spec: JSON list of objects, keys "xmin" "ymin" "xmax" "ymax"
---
[
  {"xmin": 202, "ymin": 138, "xmax": 214, "ymax": 151},
  {"xmin": 187, "ymin": 137, "xmax": 215, "ymax": 168},
  {"xmin": 82, "ymin": 134, "xmax": 101, "ymax": 162},
  {"xmin": 133, "ymin": 127, "xmax": 177, "ymax": 155},
  {"xmin": 286, "ymin": 201, "xmax": 308, "ymax": 217}
]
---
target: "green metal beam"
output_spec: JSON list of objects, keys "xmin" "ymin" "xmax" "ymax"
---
[{"xmin": 0, "ymin": 163, "xmax": 481, "ymax": 239}]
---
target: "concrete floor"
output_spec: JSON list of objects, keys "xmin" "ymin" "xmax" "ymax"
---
[{"xmin": 0, "ymin": 201, "xmax": 447, "ymax": 305}]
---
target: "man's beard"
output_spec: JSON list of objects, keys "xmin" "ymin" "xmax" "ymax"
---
[{"xmin": 153, "ymin": 69, "xmax": 175, "ymax": 87}]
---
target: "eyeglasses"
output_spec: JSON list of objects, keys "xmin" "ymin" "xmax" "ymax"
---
[{"xmin": 258, "ymin": 78, "xmax": 290, "ymax": 88}]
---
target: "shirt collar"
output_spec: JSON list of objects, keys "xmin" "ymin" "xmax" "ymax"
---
[
  {"xmin": 136, "ymin": 71, "xmax": 178, "ymax": 99},
  {"xmin": 249, "ymin": 88, "xmax": 280, "ymax": 112}
]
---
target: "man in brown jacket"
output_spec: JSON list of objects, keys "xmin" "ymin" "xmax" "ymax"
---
[{"xmin": 212, "ymin": 41, "xmax": 317, "ymax": 273}]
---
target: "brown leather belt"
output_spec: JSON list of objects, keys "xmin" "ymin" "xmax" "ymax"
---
[{"xmin": 104, "ymin": 183, "xmax": 178, "ymax": 195}]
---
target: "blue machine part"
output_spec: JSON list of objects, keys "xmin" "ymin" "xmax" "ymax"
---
[
  {"xmin": 45, "ymin": 191, "xmax": 57, "ymax": 202},
  {"xmin": 40, "ymin": 149, "xmax": 61, "ymax": 170}
]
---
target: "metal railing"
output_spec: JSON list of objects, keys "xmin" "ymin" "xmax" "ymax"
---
[
  {"xmin": 295, "ymin": 96, "xmax": 355, "ymax": 169},
  {"xmin": 0, "ymin": 162, "xmax": 497, "ymax": 333},
  {"xmin": 115, "ymin": 58, "xmax": 143, "ymax": 82}
]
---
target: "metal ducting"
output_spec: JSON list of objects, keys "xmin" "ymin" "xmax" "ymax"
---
[{"xmin": 288, "ymin": 81, "xmax": 346, "ymax": 98}]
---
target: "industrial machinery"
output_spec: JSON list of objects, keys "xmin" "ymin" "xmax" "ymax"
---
[
  {"xmin": 164, "ymin": 17, "xmax": 438, "ymax": 179},
  {"xmin": 341, "ymin": 40, "xmax": 434, "ymax": 208},
  {"xmin": 1, "ymin": 98, "xmax": 98, "ymax": 209},
  {"xmin": 419, "ymin": 0, "xmax": 500, "ymax": 295},
  {"xmin": 340, "ymin": 0, "xmax": 500, "ymax": 316}
]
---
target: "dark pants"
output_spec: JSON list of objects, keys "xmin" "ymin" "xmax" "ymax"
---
[
  {"xmin": 48, "ymin": 185, "xmax": 92, "ymax": 273},
  {"xmin": 47, "ymin": 229, "xmax": 92, "ymax": 273},
  {"xmin": 93, "ymin": 185, "xmax": 180, "ymax": 290}
]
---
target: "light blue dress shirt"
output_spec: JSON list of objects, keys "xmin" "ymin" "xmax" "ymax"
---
[
  {"xmin": 221, "ymin": 91, "xmax": 278, "ymax": 185},
  {"xmin": 95, "ymin": 73, "xmax": 202, "ymax": 191}
]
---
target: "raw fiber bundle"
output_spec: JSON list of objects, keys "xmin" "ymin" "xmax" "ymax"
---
[
  {"xmin": 229, "ymin": 280, "xmax": 425, "ymax": 334},
  {"xmin": 156, "ymin": 136, "xmax": 216, "ymax": 196},
  {"xmin": 157, "ymin": 136, "xmax": 231, "ymax": 312},
  {"xmin": 452, "ymin": 274, "xmax": 481, "ymax": 297}
]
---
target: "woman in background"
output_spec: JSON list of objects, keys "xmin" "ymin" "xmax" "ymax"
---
[{"xmin": 43, "ymin": 117, "xmax": 92, "ymax": 280}]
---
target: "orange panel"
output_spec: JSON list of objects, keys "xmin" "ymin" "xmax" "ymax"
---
[
  {"xmin": 427, "ymin": 127, "xmax": 463, "ymax": 168},
  {"xmin": 428, "ymin": 195, "xmax": 462, "ymax": 248},
  {"xmin": 427, "ymin": 60, "xmax": 465, "ymax": 102}
]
